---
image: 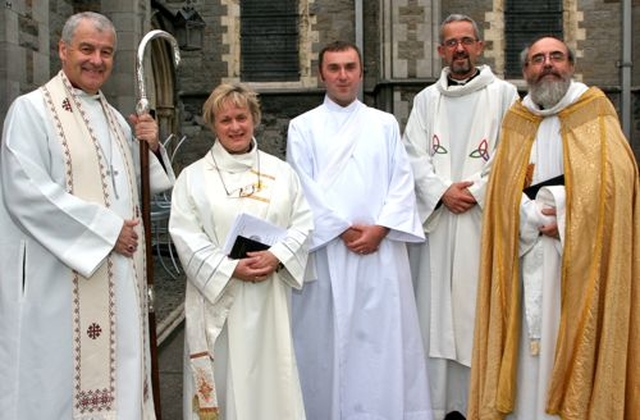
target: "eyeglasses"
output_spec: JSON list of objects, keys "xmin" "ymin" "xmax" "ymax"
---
[
  {"xmin": 227, "ymin": 183, "xmax": 260, "ymax": 198},
  {"xmin": 527, "ymin": 51, "xmax": 567, "ymax": 66},
  {"xmin": 442, "ymin": 37, "xmax": 477, "ymax": 49}
]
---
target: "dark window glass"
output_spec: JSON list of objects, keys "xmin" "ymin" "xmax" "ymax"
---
[
  {"xmin": 240, "ymin": 0, "xmax": 300, "ymax": 82},
  {"xmin": 505, "ymin": 0, "xmax": 563, "ymax": 78}
]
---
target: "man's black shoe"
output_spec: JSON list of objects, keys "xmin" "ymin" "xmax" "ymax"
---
[{"xmin": 444, "ymin": 411, "xmax": 466, "ymax": 420}]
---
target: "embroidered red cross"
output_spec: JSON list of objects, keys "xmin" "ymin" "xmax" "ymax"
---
[
  {"xmin": 62, "ymin": 98, "xmax": 72, "ymax": 112},
  {"xmin": 87, "ymin": 322, "xmax": 102, "ymax": 339}
]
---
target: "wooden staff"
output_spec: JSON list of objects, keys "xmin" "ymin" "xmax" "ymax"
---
[{"xmin": 135, "ymin": 30, "xmax": 181, "ymax": 420}]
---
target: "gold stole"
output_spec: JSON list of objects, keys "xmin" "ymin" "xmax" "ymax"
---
[
  {"xmin": 469, "ymin": 87, "xmax": 640, "ymax": 419},
  {"xmin": 41, "ymin": 71, "xmax": 150, "ymax": 419}
]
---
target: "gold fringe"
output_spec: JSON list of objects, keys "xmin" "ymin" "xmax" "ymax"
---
[{"xmin": 192, "ymin": 394, "xmax": 219, "ymax": 420}]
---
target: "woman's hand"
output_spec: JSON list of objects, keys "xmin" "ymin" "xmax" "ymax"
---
[{"xmin": 232, "ymin": 250, "xmax": 281, "ymax": 283}]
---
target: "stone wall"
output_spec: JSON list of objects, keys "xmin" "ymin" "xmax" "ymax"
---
[{"xmin": 0, "ymin": 0, "xmax": 639, "ymax": 163}]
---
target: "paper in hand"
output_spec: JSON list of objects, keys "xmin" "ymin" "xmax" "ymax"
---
[{"xmin": 222, "ymin": 212, "xmax": 286, "ymax": 259}]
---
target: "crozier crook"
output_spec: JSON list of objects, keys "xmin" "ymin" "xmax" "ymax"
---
[
  {"xmin": 135, "ymin": 29, "xmax": 180, "ymax": 420},
  {"xmin": 136, "ymin": 30, "xmax": 181, "ymax": 115}
]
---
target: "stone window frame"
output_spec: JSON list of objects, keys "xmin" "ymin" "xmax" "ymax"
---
[
  {"xmin": 221, "ymin": 0, "xmax": 318, "ymax": 90},
  {"xmin": 504, "ymin": 0, "xmax": 564, "ymax": 79},
  {"xmin": 483, "ymin": 0, "xmax": 584, "ymax": 82},
  {"xmin": 240, "ymin": 0, "xmax": 299, "ymax": 82}
]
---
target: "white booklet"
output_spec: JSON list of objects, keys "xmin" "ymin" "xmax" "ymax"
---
[{"xmin": 222, "ymin": 212, "xmax": 287, "ymax": 258}]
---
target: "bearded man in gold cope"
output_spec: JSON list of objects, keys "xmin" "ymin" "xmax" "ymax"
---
[{"xmin": 469, "ymin": 36, "xmax": 639, "ymax": 420}]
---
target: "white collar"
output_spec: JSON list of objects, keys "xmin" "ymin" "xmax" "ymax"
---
[{"xmin": 436, "ymin": 65, "xmax": 495, "ymax": 97}]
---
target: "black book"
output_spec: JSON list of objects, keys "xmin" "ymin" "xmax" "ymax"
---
[
  {"xmin": 523, "ymin": 174, "xmax": 565, "ymax": 200},
  {"xmin": 228, "ymin": 235, "xmax": 270, "ymax": 259}
]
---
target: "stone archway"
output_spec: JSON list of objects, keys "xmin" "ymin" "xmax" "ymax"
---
[{"xmin": 147, "ymin": 37, "xmax": 180, "ymax": 145}]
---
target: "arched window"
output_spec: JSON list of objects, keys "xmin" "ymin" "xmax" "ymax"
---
[
  {"xmin": 240, "ymin": 0, "xmax": 300, "ymax": 82},
  {"xmin": 505, "ymin": 0, "xmax": 563, "ymax": 78}
]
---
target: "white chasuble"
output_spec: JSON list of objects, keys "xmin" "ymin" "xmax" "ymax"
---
[
  {"xmin": 287, "ymin": 97, "xmax": 433, "ymax": 420},
  {"xmin": 0, "ymin": 71, "xmax": 173, "ymax": 420},
  {"xmin": 402, "ymin": 65, "xmax": 517, "ymax": 417},
  {"xmin": 169, "ymin": 140, "xmax": 312, "ymax": 420}
]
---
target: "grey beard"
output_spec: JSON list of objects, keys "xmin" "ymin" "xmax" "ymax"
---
[
  {"xmin": 450, "ymin": 58, "xmax": 471, "ymax": 76},
  {"xmin": 529, "ymin": 77, "xmax": 571, "ymax": 109}
]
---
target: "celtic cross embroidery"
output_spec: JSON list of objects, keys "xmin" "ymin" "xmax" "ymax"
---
[
  {"xmin": 469, "ymin": 138, "xmax": 490, "ymax": 161},
  {"xmin": 431, "ymin": 134, "xmax": 448, "ymax": 156}
]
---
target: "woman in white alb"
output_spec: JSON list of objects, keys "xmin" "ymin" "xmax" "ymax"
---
[{"xmin": 169, "ymin": 83, "xmax": 313, "ymax": 420}]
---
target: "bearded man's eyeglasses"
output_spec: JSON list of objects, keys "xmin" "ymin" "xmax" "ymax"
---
[
  {"xmin": 527, "ymin": 51, "xmax": 567, "ymax": 66},
  {"xmin": 442, "ymin": 37, "xmax": 477, "ymax": 49}
]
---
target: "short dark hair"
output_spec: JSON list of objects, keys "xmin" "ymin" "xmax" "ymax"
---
[
  {"xmin": 520, "ymin": 35, "xmax": 575, "ymax": 68},
  {"xmin": 318, "ymin": 40, "xmax": 363, "ymax": 71}
]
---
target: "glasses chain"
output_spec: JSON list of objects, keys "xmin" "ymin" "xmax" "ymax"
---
[{"xmin": 210, "ymin": 148, "xmax": 261, "ymax": 198}]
